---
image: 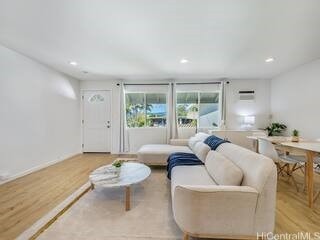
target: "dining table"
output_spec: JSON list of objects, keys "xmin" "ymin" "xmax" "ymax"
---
[
  {"xmin": 247, "ymin": 135, "xmax": 320, "ymax": 208},
  {"xmin": 280, "ymin": 141, "xmax": 320, "ymax": 208},
  {"xmin": 247, "ymin": 136, "xmax": 292, "ymax": 153}
]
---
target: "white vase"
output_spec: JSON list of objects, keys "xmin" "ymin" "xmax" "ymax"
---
[{"xmin": 115, "ymin": 167, "xmax": 121, "ymax": 177}]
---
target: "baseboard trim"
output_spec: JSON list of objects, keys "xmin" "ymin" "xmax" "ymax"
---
[
  {"xmin": 0, "ymin": 152, "xmax": 82, "ymax": 185},
  {"xmin": 116, "ymin": 151, "xmax": 137, "ymax": 155},
  {"xmin": 17, "ymin": 182, "xmax": 91, "ymax": 240}
]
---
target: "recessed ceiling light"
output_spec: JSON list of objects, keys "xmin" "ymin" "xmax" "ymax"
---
[
  {"xmin": 69, "ymin": 61, "xmax": 78, "ymax": 66},
  {"xmin": 180, "ymin": 58, "xmax": 189, "ymax": 64},
  {"xmin": 265, "ymin": 57, "xmax": 274, "ymax": 63}
]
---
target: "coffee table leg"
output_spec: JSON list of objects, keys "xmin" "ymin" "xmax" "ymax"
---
[{"xmin": 125, "ymin": 186, "xmax": 130, "ymax": 211}]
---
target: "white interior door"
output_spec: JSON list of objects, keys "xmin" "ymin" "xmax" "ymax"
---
[{"xmin": 82, "ymin": 90, "xmax": 111, "ymax": 152}]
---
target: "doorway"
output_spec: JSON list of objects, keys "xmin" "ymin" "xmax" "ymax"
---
[{"xmin": 82, "ymin": 90, "xmax": 111, "ymax": 152}]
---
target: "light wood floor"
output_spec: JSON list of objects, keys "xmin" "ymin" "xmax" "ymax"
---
[
  {"xmin": 275, "ymin": 171, "xmax": 320, "ymax": 233},
  {"xmin": 0, "ymin": 154, "xmax": 319, "ymax": 239},
  {"xmin": 0, "ymin": 153, "xmax": 117, "ymax": 240}
]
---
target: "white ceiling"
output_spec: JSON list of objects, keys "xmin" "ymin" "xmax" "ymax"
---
[{"xmin": 1, "ymin": 0, "xmax": 320, "ymax": 81}]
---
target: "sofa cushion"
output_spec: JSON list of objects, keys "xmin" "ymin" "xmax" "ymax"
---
[
  {"xmin": 216, "ymin": 143, "xmax": 275, "ymax": 192},
  {"xmin": 169, "ymin": 139, "xmax": 189, "ymax": 146},
  {"xmin": 205, "ymin": 151, "xmax": 243, "ymax": 186},
  {"xmin": 167, "ymin": 152, "xmax": 203, "ymax": 179},
  {"xmin": 171, "ymin": 165, "xmax": 217, "ymax": 196},
  {"xmin": 138, "ymin": 144, "xmax": 192, "ymax": 154},
  {"xmin": 137, "ymin": 144, "xmax": 192, "ymax": 166},
  {"xmin": 193, "ymin": 142, "xmax": 211, "ymax": 162},
  {"xmin": 188, "ymin": 136, "xmax": 200, "ymax": 150}
]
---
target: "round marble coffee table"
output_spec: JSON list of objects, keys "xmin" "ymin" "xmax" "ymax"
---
[{"xmin": 89, "ymin": 162, "xmax": 151, "ymax": 211}]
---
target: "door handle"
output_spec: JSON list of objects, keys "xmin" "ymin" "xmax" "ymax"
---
[{"xmin": 107, "ymin": 125, "xmax": 111, "ymax": 128}]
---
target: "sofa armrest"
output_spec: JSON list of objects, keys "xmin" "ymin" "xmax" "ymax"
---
[
  {"xmin": 169, "ymin": 139, "xmax": 189, "ymax": 146},
  {"xmin": 172, "ymin": 185, "xmax": 258, "ymax": 237}
]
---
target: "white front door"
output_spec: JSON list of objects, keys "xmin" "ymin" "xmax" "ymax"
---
[{"xmin": 82, "ymin": 90, "xmax": 111, "ymax": 152}]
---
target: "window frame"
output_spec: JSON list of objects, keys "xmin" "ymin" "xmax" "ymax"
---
[
  {"xmin": 176, "ymin": 90, "xmax": 222, "ymax": 129},
  {"xmin": 125, "ymin": 92, "xmax": 168, "ymax": 129}
]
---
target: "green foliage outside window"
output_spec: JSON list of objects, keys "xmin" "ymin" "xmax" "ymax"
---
[
  {"xmin": 176, "ymin": 92, "xmax": 219, "ymax": 128},
  {"xmin": 126, "ymin": 93, "xmax": 167, "ymax": 128}
]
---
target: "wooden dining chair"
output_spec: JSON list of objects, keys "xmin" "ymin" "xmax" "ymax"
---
[{"xmin": 258, "ymin": 138, "xmax": 305, "ymax": 192}]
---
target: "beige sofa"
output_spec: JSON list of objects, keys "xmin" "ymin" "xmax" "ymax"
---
[
  {"xmin": 138, "ymin": 133, "xmax": 277, "ymax": 239},
  {"xmin": 171, "ymin": 142, "xmax": 277, "ymax": 239},
  {"xmin": 137, "ymin": 133, "xmax": 210, "ymax": 165}
]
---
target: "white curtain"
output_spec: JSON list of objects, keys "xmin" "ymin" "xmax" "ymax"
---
[
  {"xmin": 167, "ymin": 83, "xmax": 178, "ymax": 142},
  {"xmin": 119, "ymin": 83, "xmax": 129, "ymax": 153},
  {"xmin": 220, "ymin": 81, "xmax": 228, "ymax": 129}
]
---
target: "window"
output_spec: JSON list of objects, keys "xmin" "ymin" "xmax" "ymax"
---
[
  {"xmin": 176, "ymin": 92, "xmax": 220, "ymax": 128},
  {"xmin": 146, "ymin": 93, "xmax": 167, "ymax": 127},
  {"xmin": 125, "ymin": 93, "xmax": 145, "ymax": 127},
  {"xmin": 125, "ymin": 93, "xmax": 167, "ymax": 128},
  {"xmin": 176, "ymin": 92, "xmax": 198, "ymax": 127},
  {"xmin": 88, "ymin": 94, "xmax": 104, "ymax": 103},
  {"xmin": 199, "ymin": 92, "xmax": 220, "ymax": 127}
]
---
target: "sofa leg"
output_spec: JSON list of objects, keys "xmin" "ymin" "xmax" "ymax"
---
[{"xmin": 183, "ymin": 233, "xmax": 189, "ymax": 240}]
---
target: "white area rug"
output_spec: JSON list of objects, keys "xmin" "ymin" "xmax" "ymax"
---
[{"xmin": 38, "ymin": 168, "xmax": 183, "ymax": 240}]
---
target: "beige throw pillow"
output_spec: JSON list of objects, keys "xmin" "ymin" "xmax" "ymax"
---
[
  {"xmin": 193, "ymin": 142, "xmax": 211, "ymax": 162},
  {"xmin": 205, "ymin": 151, "xmax": 243, "ymax": 186}
]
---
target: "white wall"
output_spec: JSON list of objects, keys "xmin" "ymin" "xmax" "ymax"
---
[
  {"xmin": 0, "ymin": 45, "xmax": 81, "ymax": 180},
  {"xmin": 226, "ymin": 79, "xmax": 271, "ymax": 130},
  {"xmin": 271, "ymin": 59, "xmax": 320, "ymax": 139},
  {"xmin": 81, "ymin": 79, "xmax": 271, "ymax": 153}
]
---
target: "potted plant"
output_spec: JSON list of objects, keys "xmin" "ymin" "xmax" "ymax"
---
[
  {"xmin": 265, "ymin": 123, "xmax": 287, "ymax": 136},
  {"xmin": 112, "ymin": 159, "xmax": 124, "ymax": 176},
  {"xmin": 292, "ymin": 129, "xmax": 300, "ymax": 142}
]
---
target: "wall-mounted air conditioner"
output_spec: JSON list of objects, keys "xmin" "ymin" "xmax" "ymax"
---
[{"xmin": 238, "ymin": 90, "xmax": 255, "ymax": 101}]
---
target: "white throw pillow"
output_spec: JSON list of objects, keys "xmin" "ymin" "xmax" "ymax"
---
[
  {"xmin": 193, "ymin": 142, "xmax": 211, "ymax": 162},
  {"xmin": 195, "ymin": 132, "xmax": 210, "ymax": 141},
  {"xmin": 188, "ymin": 132, "xmax": 210, "ymax": 150},
  {"xmin": 205, "ymin": 151, "xmax": 243, "ymax": 186},
  {"xmin": 188, "ymin": 136, "xmax": 200, "ymax": 150}
]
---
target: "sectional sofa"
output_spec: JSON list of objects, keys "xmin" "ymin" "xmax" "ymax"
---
[
  {"xmin": 137, "ymin": 132, "xmax": 211, "ymax": 165},
  {"xmin": 137, "ymin": 133, "xmax": 277, "ymax": 239}
]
